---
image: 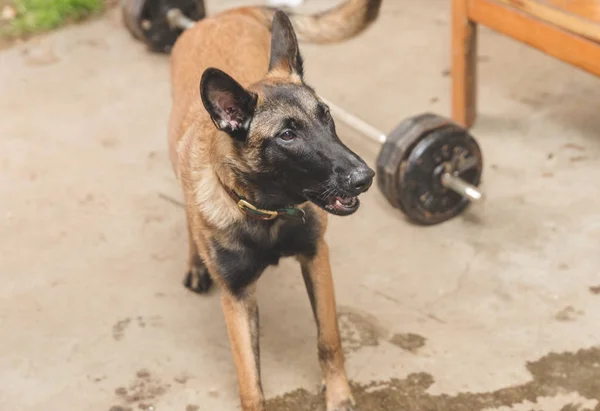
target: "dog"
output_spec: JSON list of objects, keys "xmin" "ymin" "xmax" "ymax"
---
[{"xmin": 167, "ymin": 1, "xmax": 382, "ymax": 410}]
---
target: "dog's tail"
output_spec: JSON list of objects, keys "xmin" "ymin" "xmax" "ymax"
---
[{"xmin": 241, "ymin": 0, "xmax": 383, "ymax": 44}]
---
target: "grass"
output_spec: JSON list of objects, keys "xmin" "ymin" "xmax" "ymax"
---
[{"xmin": 1, "ymin": 0, "xmax": 106, "ymax": 41}]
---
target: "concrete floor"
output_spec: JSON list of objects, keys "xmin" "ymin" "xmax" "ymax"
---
[{"xmin": 2, "ymin": 1, "xmax": 600, "ymax": 410}]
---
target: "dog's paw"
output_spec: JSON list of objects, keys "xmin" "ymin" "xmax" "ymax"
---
[
  {"xmin": 323, "ymin": 381, "xmax": 357, "ymax": 411},
  {"xmin": 183, "ymin": 265, "xmax": 213, "ymax": 294},
  {"xmin": 328, "ymin": 400, "xmax": 356, "ymax": 411},
  {"xmin": 327, "ymin": 392, "xmax": 357, "ymax": 411}
]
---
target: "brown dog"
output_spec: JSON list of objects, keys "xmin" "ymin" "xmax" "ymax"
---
[{"xmin": 167, "ymin": 1, "xmax": 382, "ymax": 410}]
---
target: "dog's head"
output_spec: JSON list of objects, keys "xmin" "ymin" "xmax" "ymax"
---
[{"xmin": 199, "ymin": 10, "xmax": 374, "ymax": 216}]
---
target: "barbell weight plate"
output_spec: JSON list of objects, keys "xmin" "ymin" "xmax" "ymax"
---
[
  {"xmin": 376, "ymin": 113, "xmax": 483, "ymax": 225},
  {"xmin": 399, "ymin": 125, "xmax": 482, "ymax": 225},
  {"xmin": 121, "ymin": 0, "xmax": 206, "ymax": 53},
  {"xmin": 376, "ymin": 113, "xmax": 455, "ymax": 215},
  {"xmin": 121, "ymin": 0, "xmax": 147, "ymax": 42}
]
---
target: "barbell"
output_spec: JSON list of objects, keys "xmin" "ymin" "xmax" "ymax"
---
[
  {"xmin": 320, "ymin": 98, "xmax": 484, "ymax": 225},
  {"xmin": 122, "ymin": 1, "xmax": 485, "ymax": 225}
]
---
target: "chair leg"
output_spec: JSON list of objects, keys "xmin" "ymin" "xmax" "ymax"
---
[{"xmin": 451, "ymin": 0, "xmax": 478, "ymax": 129}]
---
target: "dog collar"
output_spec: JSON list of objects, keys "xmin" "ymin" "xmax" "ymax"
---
[{"xmin": 225, "ymin": 188, "xmax": 305, "ymax": 223}]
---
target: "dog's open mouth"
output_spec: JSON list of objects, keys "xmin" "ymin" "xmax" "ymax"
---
[
  {"xmin": 305, "ymin": 191, "xmax": 360, "ymax": 216},
  {"xmin": 327, "ymin": 195, "xmax": 358, "ymax": 212}
]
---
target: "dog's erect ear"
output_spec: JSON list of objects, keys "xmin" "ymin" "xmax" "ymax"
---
[
  {"xmin": 200, "ymin": 68, "xmax": 258, "ymax": 140},
  {"xmin": 268, "ymin": 10, "xmax": 304, "ymax": 78}
]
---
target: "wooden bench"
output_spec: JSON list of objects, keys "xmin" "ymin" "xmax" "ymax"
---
[{"xmin": 451, "ymin": 0, "xmax": 600, "ymax": 128}]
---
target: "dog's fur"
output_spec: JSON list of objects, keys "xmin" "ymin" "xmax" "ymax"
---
[{"xmin": 167, "ymin": 1, "xmax": 382, "ymax": 410}]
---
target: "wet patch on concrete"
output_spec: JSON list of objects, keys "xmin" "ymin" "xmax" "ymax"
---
[
  {"xmin": 483, "ymin": 392, "xmax": 597, "ymax": 411},
  {"xmin": 338, "ymin": 307, "xmax": 427, "ymax": 355},
  {"xmin": 137, "ymin": 315, "xmax": 163, "ymax": 328},
  {"xmin": 112, "ymin": 316, "xmax": 163, "ymax": 340},
  {"xmin": 389, "ymin": 333, "xmax": 427, "ymax": 353},
  {"xmin": 265, "ymin": 345, "xmax": 600, "ymax": 411},
  {"xmin": 173, "ymin": 372, "xmax": 193, "ymax": 384},
  {"xmin": 112, "ymin": 318, "xmax": 131, "ymax": 341},
  {"xmin": 337, "ymin": 307, "xmax": 387, "ymax": 354},
  {"xmin": 555, "ymin": 306, "xmax": 584, "ymax": 322},
  {"xmin": 111, "ymin": 369, "xmax": 170, "ymax": 410}
]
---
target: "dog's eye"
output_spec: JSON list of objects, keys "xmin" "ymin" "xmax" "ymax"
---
[{"xmin": 279, "ymin": 130, "xmax": 296, "ymax": 141}]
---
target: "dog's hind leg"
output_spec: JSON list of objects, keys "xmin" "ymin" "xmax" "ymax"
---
[
  {"xmin": 299, "ymin": 240, "xmax": 356, "ymax": 411},
  {"xmin": 183, "ymin": 214, "xmax": 213, "ymax": 294},
  {"xmin": 221, "ymin": 285, "xmax": 265, "ymax": 411}
]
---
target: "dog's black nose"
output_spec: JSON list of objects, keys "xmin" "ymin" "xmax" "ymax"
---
[{"xmin": 348, "ymin": 166, "xmax": 375, "ymax": 195}]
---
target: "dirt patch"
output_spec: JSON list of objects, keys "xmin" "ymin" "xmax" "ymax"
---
[
  {"xmin": 115, "ymin": 387, "xmax": 127, "ymax": 396},
  {"xmin": 389, "ymin": 333, "xmax": 426, "ymax": 353},
  {"xmin": 174, "ymin": 372, "xmax": 193, "ymax": 384},
  {"xmin": 555, "ymin": 306, "xmax": 584, "ymax": 322},
  {"xmin": 337, "ymin": 307, "xmax": 386, "ymax": 354},
  {"xmin": 590, "ymin": 286, "xmax": 600, "ymax": 295},
  {"xmin": 112, "ymin": 318, "xmax": 131, "ymax": 341},
  {"xmin": 112, "ymin": 316, "xmax": 162, "ymax": 340},
  {"xmin": 185, "ymin": 406, "xmax": 199, "ymax": 411},
  {"xmin": 112, "ymin": 369, "xmax": 170, "ymax": 410},
  {"xmin": 266, "ymin": 345, "xmax": 600, "ymax": 411},
  {"xmin": 136, "ymin": 369, "xmax": 151, "ymax": 379}
]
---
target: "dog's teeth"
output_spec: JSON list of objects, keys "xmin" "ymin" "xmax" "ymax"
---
[{"xmin": 334, "ymin": 197, "xmax": 357, "ymax": 208}]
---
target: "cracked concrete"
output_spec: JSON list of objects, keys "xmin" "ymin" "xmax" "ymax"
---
[{"xmin": 1, "ymin": 1, "xmax": 600, "ymax": 410}]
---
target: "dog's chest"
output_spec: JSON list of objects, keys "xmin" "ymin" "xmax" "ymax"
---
[{"xmin": 211, "ymin": 210, "xmax": 319, "ymax": 295}]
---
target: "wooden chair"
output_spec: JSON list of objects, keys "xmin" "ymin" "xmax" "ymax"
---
[{"xmin": 451, "ymin": 0, "xmax": 600, "ymax": 128}]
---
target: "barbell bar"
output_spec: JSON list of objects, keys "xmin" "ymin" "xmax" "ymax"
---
[
  {"xmin": 320, "ymin": 97, "xmax": 484, "ymax": 203},
  {"xmin": 166, "ymin": 7, "xmax": 195, "ymax": 30}
]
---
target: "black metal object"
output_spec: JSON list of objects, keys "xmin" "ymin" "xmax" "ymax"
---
[
  {"xmin": 376, "ymin": 113, "xmax": 483, "ymax": 225},
  {"xmin": 121, "ymin": 0, "xmax": 206, "ymax": 53}
]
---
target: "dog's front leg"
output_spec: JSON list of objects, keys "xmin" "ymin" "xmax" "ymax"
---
[
  {"xmin": 221, "ymin": 285, "xmax": 264, "ymax": 411},
  {"xmin": 183, "ymin": 212, "xmax": 213, "ymax": 294},
  {"xmin": 299, "ymin": 240, "xmax": 356, "ymax": 411}
]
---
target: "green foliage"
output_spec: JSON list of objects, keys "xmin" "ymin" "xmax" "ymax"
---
[{"xmin": 2, "ymin": 0, "xmax": 104, "ymax": 38}]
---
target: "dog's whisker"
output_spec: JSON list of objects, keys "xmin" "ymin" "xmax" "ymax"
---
[{"xmin": 318, "ymin": 185, "xmax": 336, "ymax": 201}]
